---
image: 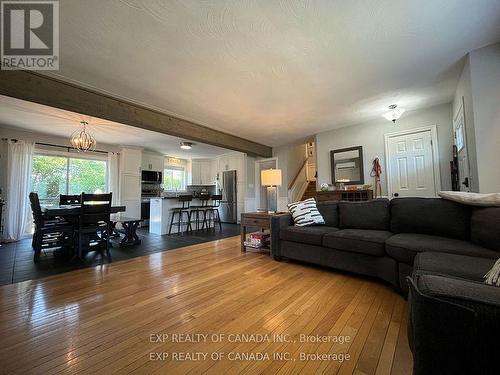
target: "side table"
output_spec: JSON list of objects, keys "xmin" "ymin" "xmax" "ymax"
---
[{"xmin": 240, "ymin": 212, "xmax": 287, "ymax": 253}]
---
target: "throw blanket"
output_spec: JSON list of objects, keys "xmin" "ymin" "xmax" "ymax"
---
[
  {"xmin": 438, "ymin": 191, "xmax": 500, "ymax": 207},
  {"xmin": 484, "ymin": 259, "xmax": 500, "ymax": 286}
]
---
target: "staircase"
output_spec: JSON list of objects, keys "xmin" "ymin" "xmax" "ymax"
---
[{"xmin": 301, "ymin": 181, "xmax": 317, "ymax": 200}]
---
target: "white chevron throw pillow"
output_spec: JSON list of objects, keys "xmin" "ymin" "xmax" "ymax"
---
[{"xmin": 287, "ymin": 198, "xmax": 325, "ymax": 227}]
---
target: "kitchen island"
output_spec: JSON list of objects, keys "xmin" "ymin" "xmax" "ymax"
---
[{"xmin": 149, "ymin": 197, "xmax": 214, "ymax": 235}]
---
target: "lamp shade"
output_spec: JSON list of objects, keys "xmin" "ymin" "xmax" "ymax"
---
[{"xmin": 261, "ymin": 169, "xmax": 282, "ymax": 186}]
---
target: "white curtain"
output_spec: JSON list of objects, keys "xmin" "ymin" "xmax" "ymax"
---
[
  {"xmin": 107, "ymin": 152, "xmax": 120, "ymax": 205},
  {"xmin": 5, "ymin": 140, "xmax": 35, "ymax": 241}
]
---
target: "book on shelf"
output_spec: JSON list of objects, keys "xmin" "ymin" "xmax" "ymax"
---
[
  {"xmin": 249, "ymin": 232, "xmax": 270, "ymax": 241},
  {"xmin": 243, "ymin": 240, "xmax": 266, "ymax": 249},
  {"xmin": 244, "ymin": 237, "xmax": 270, "ymax": 249}
]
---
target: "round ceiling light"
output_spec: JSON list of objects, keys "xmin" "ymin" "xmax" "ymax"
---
[
  {"xmin": 180, "ymin": 141, "xmax": 193, "ymax": 150},
  {"xmin": 382, "ymin": 104, "xmax": 406, "ymax": 123}
]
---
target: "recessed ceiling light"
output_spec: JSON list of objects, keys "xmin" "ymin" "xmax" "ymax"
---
[
  {"xmin": 382, "ymin": 104, "xmax": 405, "ymax": 123},
  {"xmin": 180, "ymin": 141, "xmax": 193, "ymax": 150}
]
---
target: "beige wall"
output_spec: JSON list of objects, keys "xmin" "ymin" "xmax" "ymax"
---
[{"xmin": 315, "ymin": 103, "xmax": 454, "ymax": 196}]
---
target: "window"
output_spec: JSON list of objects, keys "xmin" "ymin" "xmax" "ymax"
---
[
  {"xmin": 31, "ymin": 153, "xmax": 107, "ymax": 204},
  {"xmin": 163, "ymin": 166, "xmax": 185, "ymax": 191}
]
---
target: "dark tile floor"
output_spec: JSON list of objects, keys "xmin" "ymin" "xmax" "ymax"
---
[{"xmin": 0, "ymin": 224, "xmax": 241, "ymax": 286}]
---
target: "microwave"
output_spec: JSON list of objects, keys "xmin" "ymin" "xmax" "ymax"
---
[{"xmin": 141, "ymin": 170, "xmax": 162, "ymax": 183}]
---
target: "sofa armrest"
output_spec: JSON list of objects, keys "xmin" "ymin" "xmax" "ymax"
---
[
  {"xmin": 271, "ymin": 214, "xmax": 293, "ymax": 258},
  {"xmin": 417, "ymin": 274, "xmax": 500, "ymax": 308},
  {"xmin": 407, "ymin": 276, "xmax": 477, "ymax": 375},
  {"xmin": 408, "ymin": 275, "xmax": 500, "ymax": 374}
]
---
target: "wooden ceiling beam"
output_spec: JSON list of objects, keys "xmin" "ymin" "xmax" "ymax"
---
[{"xmin": 0, "ymin": 70, "xmax": 272, "ymax": 157}]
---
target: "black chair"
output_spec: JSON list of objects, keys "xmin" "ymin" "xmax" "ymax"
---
[
  {"xmin": 75, "ymin": 193, "xmax": 112, "ymax": 259},
  {"xmin": 189, "ymin": 194, "xmax": 210, "ymax": 231},
  {"xmin": 203, "ymin": 194, "xmax": 222, "ymax": 231},
  {"xmin": 29, "ymin": 192, "xmax": 74, "ymax": 262},
  {"xmin": 59, "ymin": 194, "xmax": 81, "ymax": 205},
  {"xmin": 168, "ymin": 195, "xmax": 193, "ymax": 235}
]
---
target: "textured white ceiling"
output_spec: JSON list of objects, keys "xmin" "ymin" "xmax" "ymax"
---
[
  {"xmin": 0, "ymin": 95, "xmax": 231, "ymax": 158},
  {"xmin": 27, "ymin": 1, "xmax": 500, "ymax": 145}
]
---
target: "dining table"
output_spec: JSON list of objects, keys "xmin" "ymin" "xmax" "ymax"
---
[
  {"xmin": 41, "ymin": 204, "xmax": 126, "ymax": 216},
  {"xmin": 40, "ymin": 204, "xmax": 129, "ymax": 245}
]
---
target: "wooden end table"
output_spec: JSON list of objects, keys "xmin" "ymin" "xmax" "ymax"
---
[{"xmin": 240, "ymin": 212, "xmax": 287, "ymax": 253}]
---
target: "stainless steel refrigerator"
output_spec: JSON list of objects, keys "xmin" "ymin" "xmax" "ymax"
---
[{"xmin": 219, "ymin": 170, "xmax": 237, "ymax": 223}]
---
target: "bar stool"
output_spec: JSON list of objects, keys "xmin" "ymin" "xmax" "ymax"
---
[
  {"xmin": 189, "ymin": 194, "xmax": 210, "ymax": 231},
  {"xmin": 168, "ymin": 195, "xmax": 193, "ymax": 235},
  {"xmin": 203, "ymin": 194, "xmax": 222, "ymax": 231}
]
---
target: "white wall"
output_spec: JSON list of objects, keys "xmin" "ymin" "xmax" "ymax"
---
[
  {"xmin": 272, "ymin": 142, "xmax": 307, "ymax": 198},
  {"xmin": 452, "ymin": 56, "xmax": 479, "ymax": 192},
  {"xmin": 315, "ymin": 103, "xmax": 453, "ymax": 196},
  {"xmin": 468, "ymin": 43, "xmax": 500, "ymax": 193}
]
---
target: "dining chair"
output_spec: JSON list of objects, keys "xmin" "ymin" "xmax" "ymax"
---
[
  {"xmin": 59, "ymin": 194, "xmax": 81, "ymax": 205},
  {"xmin": 76, "ymin": 193, "xmax": 112, "ymax": 259},
  {"xmin": 29, "ymin": 192, "xmax": 74, "ymax": 262}
]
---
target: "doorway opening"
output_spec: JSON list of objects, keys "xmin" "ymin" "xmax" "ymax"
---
[{"xmin": 256, "ymin": 158, "xmax": 277, "ymax": 211}]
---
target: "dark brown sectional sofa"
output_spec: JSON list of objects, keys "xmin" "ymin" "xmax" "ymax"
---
[
  {"xmin": 271, "ymin": 197, "xmax": 500, "ymax": 293},
  {"xmin": 271, "ymin": 197, "xmax": 500, "ymax": 374}
]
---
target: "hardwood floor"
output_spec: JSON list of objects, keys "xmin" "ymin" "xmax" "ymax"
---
[{"xmin": 0, "ymin": 236, "xmax": 413, "ymax": 374}]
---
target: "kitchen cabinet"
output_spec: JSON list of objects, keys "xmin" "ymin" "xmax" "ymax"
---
[
  {"xmin": 142, "ymin": 153, "xmax": 164, "ymax": 171},
  {"xmin": 150, "ymin": 197, "xmax": 215, "ymax": 235},
  {"xmin": 119, "ymin": 147, "xmax": 142, "ymax": 219},
  {"xmin": 191, "ymin": 159, "xmax": 213, "ymax": 185},
  {"xmin": 121, "ymin": 148, "xmax": 142, "ymax": 175}
]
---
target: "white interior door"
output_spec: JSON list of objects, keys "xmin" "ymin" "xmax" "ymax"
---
[
  {"xmin": 453, "ymin": 100, "xmax": 471, "ymax": 191},
  {"xmin": 387, "ymin": 130, "xmax": 436, "ymax": 198}
]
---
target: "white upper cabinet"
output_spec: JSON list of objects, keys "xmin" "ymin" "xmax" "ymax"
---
[
  {"xmin": 142, "ymin": 153, "xmax": 165, "ymax": 172},
  {"xmin": 121, "ymin": 148, "xmax": 142, "ymax": 175},
  {"xmin": 191, "ymin": 159, "xmax": 213, "ymax": 185},
  {"xmin": 191, "ymin": 161, "xmax": 201, "ymax": 185}
]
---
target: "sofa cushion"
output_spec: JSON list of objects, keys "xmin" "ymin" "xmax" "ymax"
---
[
  {"xmin": 339, "ymin": 199, "xmax": 390, "ymax": 230},
  {"xmin": 471, "ymin": 207, "xmax": 500, "ymax": 252},
  {"xmin": 316, "ymin": 201, "xmax": 339, "ymax": 227},
  {"xmin": 390, "ymin": 198, "xmax": 471, "ymax": 240},
  {"xmin": 323, "ymin": 229, "xmax": 392, "ymax": 256},
  {"xmin": 414, "ymin": 252, "xmax": 494, "ymax": 282},
  {"xmin": 280, "ymin": 225, "xmax": 338, "ymax": 246},
  {"xmin": 386, "ymin": 233, "xmax": 498, "ymax": 265}
]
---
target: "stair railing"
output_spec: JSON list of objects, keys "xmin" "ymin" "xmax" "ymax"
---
[{"xmin": 288, "ymin": 158, "xmax": 309, "ymax": 203}]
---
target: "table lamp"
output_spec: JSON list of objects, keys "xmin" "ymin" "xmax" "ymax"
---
[{"xmin": 261, "ymin": 168, "xmax": 282, "ymax": 214}]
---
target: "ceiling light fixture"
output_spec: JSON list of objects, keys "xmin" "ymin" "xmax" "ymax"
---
[
  {"xmin": 180, "ymin": 141, "xmax": 193, "ymax": 150},
  {"xmin": 70, "ymin": 121, "xmax": 96, "ymax": 152},
  {"xmin": 382, "ymin": 104, "xmax": 405, "ymax": 123}
]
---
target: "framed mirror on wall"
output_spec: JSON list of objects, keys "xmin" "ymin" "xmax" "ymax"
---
[{"xmin": 330, "ymin": 146, "xmax": 364, "ymax": 185}]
